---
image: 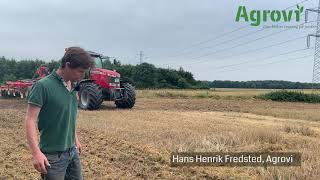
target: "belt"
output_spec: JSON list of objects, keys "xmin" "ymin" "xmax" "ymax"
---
[{"xmin": 42, "ymin": 146, "xmax": 75, "ymax": 154}]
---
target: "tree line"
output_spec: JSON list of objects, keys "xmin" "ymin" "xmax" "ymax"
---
[
  {"xmin": 0, "ymin": 57, "xmax": 59, "ymax": 83},
  {"xmin": 110, "ymin": 60, "xmax": 208, "ymax": 89},
  {"xmin": 0, "ymin": 57, "xmax": 207, "ymax": 89},
  {"xmin": 0, "ymin": 56, "xmax": 318, "ymax": 89}
]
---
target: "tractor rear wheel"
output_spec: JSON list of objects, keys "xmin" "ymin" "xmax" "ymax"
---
[
  {"xmin": 78, "ymin": 82, "xmax": 103, "ymax": 110},
  {"xmin": 115, "ymin": 83, "xmax": 136, "ymax": 108}
]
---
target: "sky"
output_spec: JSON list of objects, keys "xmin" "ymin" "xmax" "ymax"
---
[{"xmin": 0, "ymin": 0, "xmax": 319, "ymax": 82}]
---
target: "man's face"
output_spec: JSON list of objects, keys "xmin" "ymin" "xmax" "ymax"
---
[{"xmin": 67, "ymin": 67, "xmax": 87, "ymax": 81}]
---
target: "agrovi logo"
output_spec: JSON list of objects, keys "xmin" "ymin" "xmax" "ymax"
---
[{"xmin": 235, "ymin": 5, "xmax": 304, "ymax": 26}]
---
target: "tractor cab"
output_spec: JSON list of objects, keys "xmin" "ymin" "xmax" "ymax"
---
[{"xmin": 86, "ymin": 51, "xmax": 112, "ymax": 69}]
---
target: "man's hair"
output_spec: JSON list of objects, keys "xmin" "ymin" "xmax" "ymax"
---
[{"xmin": 61, "ymin": 47, "xmax": 94, "ymax": 69}]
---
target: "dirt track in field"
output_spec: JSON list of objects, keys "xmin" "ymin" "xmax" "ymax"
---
[{"xmin": 1, "ymin": 97, "xmax": 320, "ymax": 179}]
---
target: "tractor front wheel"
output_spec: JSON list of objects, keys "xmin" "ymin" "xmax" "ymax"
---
[
  {"xmin": 115, "ymin": 83, "xmax": 136, "ymax": 108},
  {"xmin": 78, "ymin": 82, "xmax": 103, "ymax": 110}
]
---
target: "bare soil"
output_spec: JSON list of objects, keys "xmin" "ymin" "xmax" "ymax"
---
[{"xmin": 0, "ymin": 97, "xmax": 320, "ymax": 179}]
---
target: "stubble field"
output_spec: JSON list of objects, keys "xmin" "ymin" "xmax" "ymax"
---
[{"xmin": 1, "ymin": 89, "xmax": 320, "ymax": 179}]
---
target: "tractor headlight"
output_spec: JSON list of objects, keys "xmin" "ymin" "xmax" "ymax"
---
[
  {"xmin": 109, "ymin": 77, "xmax": 120, "ymax": 87},
  {"xmin": 114, "ymin": 78, "xmax": 120, "ymax": 83},
  {"xmin": 110, "ymin": 77, "xmax": 120, "ymax": 83}
]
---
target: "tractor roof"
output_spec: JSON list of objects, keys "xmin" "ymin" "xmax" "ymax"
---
[{"xmin": 87, "ymin": 51, "xmax": 102, "ymax": 57}]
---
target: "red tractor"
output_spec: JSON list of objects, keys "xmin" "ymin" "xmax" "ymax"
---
[{"xmin": 77, "ymin": 51, "xmax": 136, "ymax": 110}]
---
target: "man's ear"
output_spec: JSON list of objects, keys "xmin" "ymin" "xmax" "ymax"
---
[{"xmin": 66, "ymin": 62, "xmax": 71, "ymax": 68}]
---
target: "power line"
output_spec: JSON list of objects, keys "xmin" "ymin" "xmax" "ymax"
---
[
  {"xmin": 210, "ymin": 47, "xmax": 312, "ymax": 70},
  {"xmin": 166, "ymin": 35, "xmax": 306, "ymax": 68},
  {"xmin": 162, "ymin": 28, "xmax": 265, "ymax": 63},
  {"xmin": 182, "ymin": 29, "xmax": 291, "ymax": 66},
  {"xmin": 162, "ymin": 26, "xmax": 304, "ymax": 66},
  {"xmin": 158, "ymin": 0, "xmax": 310, "ymax": 63},
  {"xmin": 162, "ymin": 26, "xmax": 248, "ymax": 59},
  {"xmin": 215, "ymin": 53, "xmax": 313, "ymax": 74},
  {"xmin": 208, "ymin": 35, "xmax": 306, "ymax": 64},
  {"xmin": 173, "ymin": 19, "xmax": 318, "ymax": 68}
]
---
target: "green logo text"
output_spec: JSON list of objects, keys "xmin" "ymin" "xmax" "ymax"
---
[{"xmin": 235, "ymin": 5, "xmax": 304, "ymax": 26}]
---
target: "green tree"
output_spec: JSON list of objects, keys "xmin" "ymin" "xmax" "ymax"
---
[
  {"xmin": 131, "ymin": 63, "xmax": 157, "ymax": 88},
  {"xmin": 177, "ymin": 78, "xmax": 191, "ymax": 88}
]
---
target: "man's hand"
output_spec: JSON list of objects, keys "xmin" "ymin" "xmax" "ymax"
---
[
  {"xmin": 75, "ymin": 132, "xmax": 82, "ymax": 154},
  {"xmin": 32, "ymin": 151, "xmax": 50, "ymax": 174},
  {"xmin": 75, "ymin": 140, "xmax": 82, "ymax": 154}
]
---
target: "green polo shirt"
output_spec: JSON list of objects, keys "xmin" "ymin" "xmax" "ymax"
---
[{"xmin": 28, "ymin": 71, "xmax": 78, "ymax": 153}]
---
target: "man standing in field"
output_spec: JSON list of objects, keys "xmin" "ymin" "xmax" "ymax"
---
[{"xmin": 25, "ymin": 47, "xmax": 94, "ymax": 179}]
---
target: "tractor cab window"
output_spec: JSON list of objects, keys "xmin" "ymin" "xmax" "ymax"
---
[{"xmin": 94, "ymin": 57, "xmax": 103, "ymax": 69}]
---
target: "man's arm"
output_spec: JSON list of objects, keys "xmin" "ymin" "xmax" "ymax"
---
[{"xmin": 25, "ymin": 104, "xmax": 50, "ymax": 174}]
